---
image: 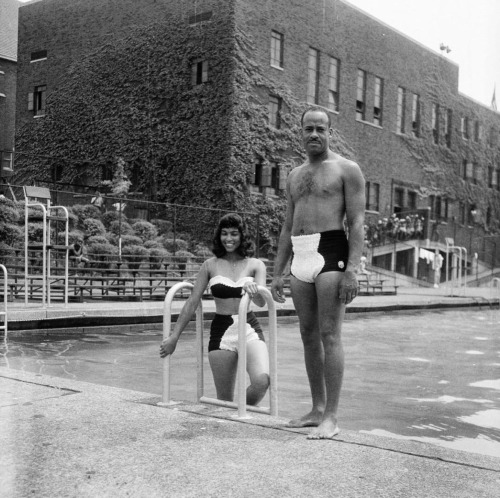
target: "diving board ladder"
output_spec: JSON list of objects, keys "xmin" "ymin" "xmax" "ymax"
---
[
  {"xmin": 159, "ymin": 281, "xmax": 278, "ymax": 418},
  {"xmin": 0, "ymin": 264, "xmax": 7, "ymax": 339}
]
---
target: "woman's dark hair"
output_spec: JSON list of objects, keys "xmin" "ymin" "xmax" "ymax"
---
[{"xmin": 212, "ymin": 213, "xmax": 254, "ymax": 258}]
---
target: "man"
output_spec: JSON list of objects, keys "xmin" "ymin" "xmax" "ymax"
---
[{"xmin": 271, "ymin": 107, "xmax": 365, "ymax": 439}]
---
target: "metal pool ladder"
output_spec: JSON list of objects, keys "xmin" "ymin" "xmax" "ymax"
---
[
  {"xmin": 159, "ymin": 281, "xmax": 278, "ymax": 418},
  {"xmin": 0, "ymin": 264, "xmax": 8, "ymax": 339}
]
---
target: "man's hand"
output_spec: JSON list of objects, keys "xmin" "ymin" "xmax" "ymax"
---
[
  {"xmin": 160, "ymin": 335, "xmax": 178, "ymax": 358},
  {"xmin": 338, "ymin": 270, "xmax": 358, "ymax": 305},
  {"xmin": 271, "ymin": 276, "xmax": 286, "ymax": 303}
]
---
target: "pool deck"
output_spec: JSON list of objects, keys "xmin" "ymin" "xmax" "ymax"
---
[
  {"xmin": 4, "ymin": 284, "xmax": 500, "ymax": 333},
  {"xmin": 1, "ymin": 286, "xmax": 500, "ymax": 497}
]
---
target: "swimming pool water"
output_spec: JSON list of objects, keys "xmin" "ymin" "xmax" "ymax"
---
[{"xmin": 1, "ymin": 309, "xmax": 499, "ymax": 458}]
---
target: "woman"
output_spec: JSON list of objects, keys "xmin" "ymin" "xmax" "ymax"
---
[{"xmin": 160, "ymin": 213, "xmax": 270, "ymax": 405}]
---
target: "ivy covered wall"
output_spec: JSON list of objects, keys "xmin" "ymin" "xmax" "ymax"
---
[{"xmin": 14, "ymin": 11, "xmax": 357, "ymax": 252}]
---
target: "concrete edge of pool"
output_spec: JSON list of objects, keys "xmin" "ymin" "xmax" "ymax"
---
[
  {"xmin": 3, "ymin": 286, "xmax": 500, "ymax": 333},
  {"xmin": 0, "ymin": 367, "xmax": 499, "ymax": 497}
]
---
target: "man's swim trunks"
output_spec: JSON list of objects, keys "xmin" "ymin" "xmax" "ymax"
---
[
  {"xmin": 208, "ymin": 312, "xmax": 265, "ymax": 353},
  {"xmin": 291, "ymin": 230, "xmax": 348, "ymax": 283}
]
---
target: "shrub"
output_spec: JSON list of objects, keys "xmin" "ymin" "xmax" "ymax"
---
[
  {"xmin": 87, "ymin": 242, "xmax": 118, "ymax": 269},
  {"xmin": 71, "ymin": 204, "xmax": 102, "ymax": 223},
  {"xmin": 0, "ymin": 242, "xmax": 15, "ymax": 265},
  {"xmin": 172, "ymin": 249, "xmax": 193, "ymax": 276},
  {"xmin": 151, "ymin": 219, "xmax": 173, "ymax": 235},
  {"xmin": 121, "ymin": 244, "xmax": 149, "ymax": 271},
  {"xmin": 148, "ymin": 247, "xmax": 171, "ymax": 269},
  {"xmin": 0, "ymin": 197, "xmax": 20, "ymax": 224},
  {"xmin": 109, "ymin": 220, "xmax": 134, "ymax": 236},
  {"xmin": 121, "ymin": 234, "xmax": 143, "ymax": 247},
  {"xmin": 132, "ymin": 220, "xmax": 158, "ymax": 241},
  {"xmin": 0, "ymin": 223, "xmax": 23, "ymax": 248},
  {"xmin": 56, "ymin": 229, "xmax": 85, "ymax": 245},
  {"xmin": 193, "ymin": 243, "xmax": 213, "ymax": 258},
  {"xmin": 144, "ymin": 238, "xmax": 162, "ymax": 249},
  {"xmin": 101, "ymin": 210, "xmax": 122, "ymax": 228},
  {"xmin": 83, "ymin": 218, "xmax": 106, "ymax": 238},
  {"xmin": 26, "ymin": 222, "xmax": 50, "ymax": 242},
  {"xmin": 162, "ymin": 237, "xmax": 188, "ymax": 253},
  {"xmin": 87, "ymin": 235, "xmax": 109, "ymax": 246}
]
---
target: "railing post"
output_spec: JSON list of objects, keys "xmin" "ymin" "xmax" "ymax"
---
[
  {"xmin": 236, "ymin": 286, "xmax": 278, "ymax": 418},
  {"xmin": 158, "ymin": 281, "xmax": 196, "ymax": 406}
]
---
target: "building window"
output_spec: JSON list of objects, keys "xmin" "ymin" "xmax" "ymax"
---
[
  {"xmin": 365, "ymin": 182, "xmax": 380, "ymax": 211},
  {"xmin": 473, "ymin": 162, "xmax": 482, "ymax": 185},
  {"xmin": 270, "ymin": 31, "xmax": 284, "ymax": 68},
  {"xmin": 431, "ymin": 103, "xmax": 439, "ymax": 144},
  {"xmin": 458, "ymin": 202, "xmax": 466, "ymax": 225},
  {"xmin": 394, "ymin": 187, "xmax": 404, "ymax": 214},
  {"xmin": 28, "ymin": 85, "xmax": 47, "ymax": 116},
  {"xmin": 461, "ymin": 117, "xmax": 469, "ymax": 140},
  {"xmin": 307, "ymin": 48, "xmax": 319, "ymax": 104},
  {"xmin": 191, "ymin": 60, "xmax": 208, "ymax": 86},
  {"xmin": 396, "ymin": 87, "xmax": 406, "ymax": 133},
  {"xmin": 268, "ymin": 95, "xmax": 281, "ymax": 128},
  {"xmin": 188, "ymin": 11, "xmax": 212, "ymax": 24},
  {"xmin": 408, "ymin": 191, "xmax": 417, "ymax": 210},
  {"xmin": 251, "ymin": 161, "xmax": 285, "ymax": 194},
  {"xmin": 473, "ymin": 120, "xmax": 480, "ymax": 142},
  {"xmin": 373, "ymin": 76, "xmax": 383, "ymax": 126},
  {"xmin": 356, "ymin": 69, "xmax": 366, "ymax": 121},
  {"xmin": 411, "ymin": 93, "xmax": 420, "ymax": 137},
  {"xmin": 444, "ymin": 108, "xmax": 452, "ymax": 148},
  {"xmin": 30, "ymin": 50, "xmax": 47, "ymax": 62},
  {"xmin": 1, "ymin": 151, "xmax": 13, "ymax": 175},
  {"xmin": 327, "ymin": 57, "xmax": 339, "ymax": 112}
]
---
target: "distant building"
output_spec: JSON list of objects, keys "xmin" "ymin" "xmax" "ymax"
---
[
  {"xmin": 14, "ymin": 0, "xmax": 500, "ymax": 263},
  {"xmin": 0, "ymin": 0, "xmax": 19, "ymax": 186}
]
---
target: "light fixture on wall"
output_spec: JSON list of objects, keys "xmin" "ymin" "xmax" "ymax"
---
[{"xmin": 439, "ymin": 43, "xmax": 451, "ymax": 54}]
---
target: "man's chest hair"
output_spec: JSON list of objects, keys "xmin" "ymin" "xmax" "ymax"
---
[{"xmin": 292, "ymin": 166, "xmax": 343, "ymax": 199}]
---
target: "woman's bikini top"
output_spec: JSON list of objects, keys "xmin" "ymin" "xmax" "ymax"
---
[{"xmin": 208, "ymin": 275, "xmax": 254, "ymax": 299}]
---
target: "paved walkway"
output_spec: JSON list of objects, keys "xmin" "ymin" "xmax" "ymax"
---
[{"xmin": 1, "ymin": 286, "xmax": 499, "ymax": 497}]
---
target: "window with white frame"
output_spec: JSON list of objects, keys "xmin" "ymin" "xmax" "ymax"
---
[
  {"xmin": 30, "ymin": 50, "xmax": 47, "ymax": 62},
  {"xmin": 461, "ymin": 117, "xmax": 469, "ymax": 139},
  {"xmin": 356, "ymin": 69, "xmax": 366, "ymax": 121},
  {"xmin": 268, "ymin": 95, "xmax": 281, "ymax": 128},
  {"xmin": 365, "ymin": 182, "xmax": 380, "ymax": 211},
  {"xmin": 473, "ymin": 120, "xmax": 480, "ymax": 142},
  {"xmin": 327, "ymin": 57, "xmax": 339, "ymax": 112},
  {"xmin": 411, "ymin": 93, "xmax": 420, "ymax": 137},
  {"xmin": 307, "ymin": 48, "xmax": 319, "ymax": 104},
  {"xmin": 373, "ymin": 76, "xmax": 383, "ymax": 126},
  {"xmin": 28, "ymin": 85, "xmax": 47, "ymax": 116},
  {"xmin": 396, "ymin": 87, "xmax": 406, "ymax": 133},
  {"xmin": 270, "ymin": 31, "xmax": 284, "ymax": 68},
  {"xmin": 191, "ymin": 60, "xmax": 208, "ymax": 86},
  {"xmin": 431, "ymin": 103, "xmax": 439, "ymax": 144},
  {"xmin": 444, "ymin": 108, "xmax": 452, "ymax": 148}
]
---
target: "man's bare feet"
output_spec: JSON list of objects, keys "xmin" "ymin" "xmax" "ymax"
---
[
  {"xmin": 307, "ymin": 418, "xmax": 340, "ymax": 439},
  {"xmin": 286, "ymin": 410, "xmax": 324, "ymax": 428}
]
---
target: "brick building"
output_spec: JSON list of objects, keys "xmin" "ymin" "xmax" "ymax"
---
[
  {"xmin": 0, "ymin": 0, "xmax": 19, "ymax": 187},
  {"xmin": 14, "ymin": 0, "xmax": 500, "ymax": 268}
]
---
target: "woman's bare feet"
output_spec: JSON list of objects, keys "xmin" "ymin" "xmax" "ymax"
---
[
  {"xmin": 286, "ymin": 409, "xmax": 324, "ymax": 428},
  {"xmin": 307, "ymin": 417, "xmax": 340, "ymax": 439}
]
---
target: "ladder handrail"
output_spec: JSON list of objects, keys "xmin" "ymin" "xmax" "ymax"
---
[
  {"xmin": 160, "ymin": 282, "xmax": 278, "ymax": 418},
  {"xmin": 236, "ymin": 286, "xmax": 278, "ymax": 418},
  {"xmin": 0, "ymin": 264, "xmax": 7, "ymax": 339},
  {"xmin": 161, "ymin": 281, "xmax": 201, "ymax": 404}
]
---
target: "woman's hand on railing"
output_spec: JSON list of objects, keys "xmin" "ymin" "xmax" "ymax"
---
[
  {"xmin": 160, "ymin": 335, "xmax": 178, "ymax": 358},
  {"xmin": 242, "ymin": 281, "xmax": 265, "ymax": 307}
]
